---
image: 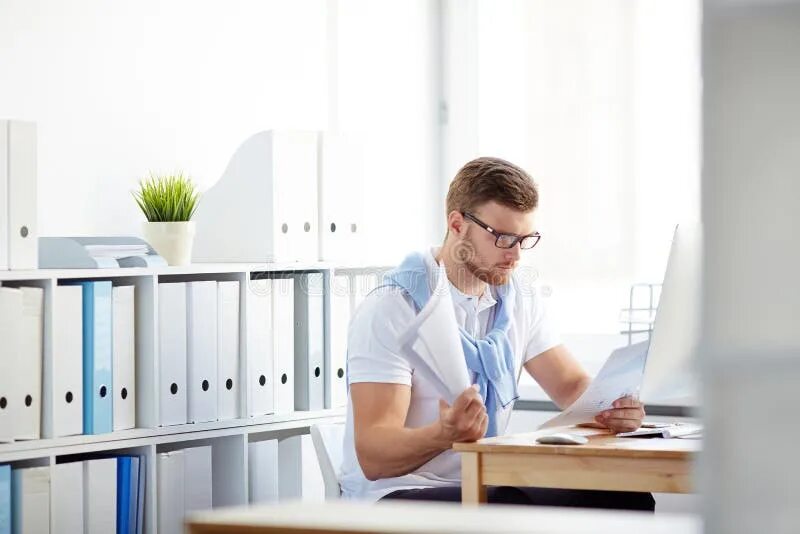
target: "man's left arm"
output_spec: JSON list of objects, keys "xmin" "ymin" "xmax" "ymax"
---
[{"xmin": 524, "ymin": 345, "xmax": 645, "ymax": 433}]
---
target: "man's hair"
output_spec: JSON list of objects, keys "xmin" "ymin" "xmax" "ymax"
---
[{"xmin": 445, "ymin": 157, "xmax": 538, "ymax": 218}]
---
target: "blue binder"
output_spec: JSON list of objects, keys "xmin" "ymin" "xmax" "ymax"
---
[
  {"xmin": 129, "ymin": 457, "xmax": 140, "ymax": 534},
  {"xmin": 117, "ymin": 457, "xmax": 132, "ymax": 534},
  {"xmin": 0, "ymin": 465, "xmax": 9, "ymax": 534},
  {"xmin": 135, "ymin": 455, "xmax": 145, "ymax": 534},
  {"xmin": 67, "ymin": 281, "xmax": 113, "ymax": 434},
  {"xmin": 117, "ymin": 456, "xmax": 141, "ymax": 534}
]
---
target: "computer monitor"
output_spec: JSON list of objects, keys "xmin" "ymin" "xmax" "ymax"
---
[{"xmin": 640, "ymin": 223, "xmax": 702, "ymax": 405}]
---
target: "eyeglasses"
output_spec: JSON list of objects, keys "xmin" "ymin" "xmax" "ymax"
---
[{"xmin": 462, "ymin": 212, "xmax": 541, "ymax": 250}]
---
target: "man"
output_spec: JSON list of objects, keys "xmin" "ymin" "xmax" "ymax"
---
[{"xmin": 340, "ymin": 157, "xmax": 653, "ymax": 510}]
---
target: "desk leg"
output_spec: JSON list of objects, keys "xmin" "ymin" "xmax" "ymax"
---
[{"xmin": 461, "ymin": 452, "xmax": 487, "ymax": 505}]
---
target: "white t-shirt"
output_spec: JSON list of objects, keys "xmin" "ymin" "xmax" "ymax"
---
[{"xmin": 340, "ymin": 248, "xmax": 561, "ymax": 501}]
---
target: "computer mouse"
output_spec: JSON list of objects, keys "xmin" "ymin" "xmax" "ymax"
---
[{"xmin": 535, "ymin": 433, "xmax": 589, "ymax": 445}]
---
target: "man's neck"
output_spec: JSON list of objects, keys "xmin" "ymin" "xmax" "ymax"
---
[{"xmin": 435, "ymin": 244, "xmax": 486, "ymax": 297}]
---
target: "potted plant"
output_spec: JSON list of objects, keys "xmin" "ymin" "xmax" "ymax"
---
[{"xmin": 133, "ymin": 172, "xmax": 200, "ymax": 266}]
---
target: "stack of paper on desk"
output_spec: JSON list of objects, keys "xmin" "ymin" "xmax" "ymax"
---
[
  {"xmin": 539, "ymin": 341, "xmax": 649, "ymax": 429},
  {"xmin": 397, "ymin": 264, "xmax": 471, "ymax": 404},
  {"xmin": 617, "ymin": 422, "xmax": 702, "ymax": 439}
]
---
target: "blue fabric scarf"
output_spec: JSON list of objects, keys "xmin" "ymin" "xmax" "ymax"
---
[{"xmin": 382, "ymin": 252, "xmax": 519, "ymax": 437}]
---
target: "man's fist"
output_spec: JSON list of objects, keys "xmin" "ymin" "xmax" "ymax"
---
[{"xmin": 438, "ymin": 384, "xmax": 488, "ymax": 444}]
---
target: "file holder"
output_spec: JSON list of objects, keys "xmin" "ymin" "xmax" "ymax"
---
[{"xmin": 39, "ymin": 236, "xmax": 167, "ymax": 268}]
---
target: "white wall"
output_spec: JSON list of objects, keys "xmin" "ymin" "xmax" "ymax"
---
[
  {"xmin": 0, "ymin": 0, "xmax": 440, "ymax": 262},
  {"xmin": 0, "ymin": 0, "xmax": 327, "ymax": 236}
]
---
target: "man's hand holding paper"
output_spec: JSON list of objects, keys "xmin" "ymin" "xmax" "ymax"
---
[{"xmin": 539, "ymin": 341, "xmax": 649, "ymax": 431}]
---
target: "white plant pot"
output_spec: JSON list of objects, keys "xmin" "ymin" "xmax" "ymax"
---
[{"xmin": 142, "ymin": 221, "xmax": 196, "ymax": 266}]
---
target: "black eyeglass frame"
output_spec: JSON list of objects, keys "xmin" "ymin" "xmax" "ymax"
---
[{"xmin": 461, "ymin": 211, "xmax": 542, "ymax": 250}]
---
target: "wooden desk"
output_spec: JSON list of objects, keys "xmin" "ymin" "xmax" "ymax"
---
[
  {"xmin": 453, "ymin": 428, "xmax": 699, "ymax": 504},
  {"xmin": 187, "ymin": 501, "xmax": 700, "ymax": 534}
]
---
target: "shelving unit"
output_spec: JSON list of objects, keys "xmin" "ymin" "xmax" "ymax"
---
[{"xmin": 0, "ymin": 262, "xmax": 384, "ymax": 534}]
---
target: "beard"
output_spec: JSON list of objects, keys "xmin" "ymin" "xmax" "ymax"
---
[
  {"xmin": 465, "ymin": 259, "xmax": 512, "ymax": 286},
  {"xmin": 450, "ymin": 234, "xmax": 513, "ymax": 286}
]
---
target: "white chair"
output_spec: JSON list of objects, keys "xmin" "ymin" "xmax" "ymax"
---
[{"xmin": 310, "ymin": 422, "xmax": 346, "ymax": 499}]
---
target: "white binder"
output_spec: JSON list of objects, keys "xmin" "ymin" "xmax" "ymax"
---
[
  {"xmin": 2, "ymin": 121, "xmax": 38, "ymax": 270},
  {"xmin": 158, "ymin": 282, "xmax": 188, "ymax": 426},
  {"xmin": 0, "ymin": 122, "xmax": 7, "ymax": 270},
  {"xmin": 0, "ymin": 287, "xmax": 21, "ymax": 442},
  {"xmin": 113, "ymin": 285, "xmax": 136, "ymax": 431},
  {"xmin": 273, "ymin": 277, "xmax": 295, "ymax": 414},
  {"xmin": 16, "ymin": 286, "xmax": 43, "ymax": 440},
  {"xmin": 11, "ymin": 466, "xmax": 49, "ymax": 534},
  {"xmin": 187, "ymin": 281, "xmax": 219, "ymax": 423},
  {"xmin": 246, "ymin": 279, "xmax": 274, "ymax": 417},
  {"xmin": 328, "ymin": 274, "xmax": 351, "ymax": 408},
  {"xmin": 52, "ymin": 461, "xmax": 84, "ymax": 534},
  {"xmin": 318, "ymin": 133, "xmax": 365, "ymax": 263},
  {"xmin": 183, "ymin": 446, "xmax": 213, "ymax": 513},
  {"xmin": 84, "ymin": 458, "xmax": 116, "ymax": 534},
  {"xmin": 47, "ymin": 284, "xmax": 84, "ymax": 438},
  {"xmin": 157, "ymin": 451, "xmax": 185, "ymax": 534},
  {"xmin": 217, "ymin": 281, "xmax": 240, "ymax": 420},
  {"xmin": 294, "ymin": 273, "xmax": 325, "ymax": 411},
  {"xmin": 276, "ymin": 131, "xmax": 320, "ymax": 263},
  {"xmin": 248, "ymin": 439, "xmax": 279, "ymax": 504},
  {"xmin": 193, "ymin": 130, "xmax": 319, "ymax": 263},
  {"xmin": 278, "ymin": 434, "xmax": 325, "ymax": 502}
]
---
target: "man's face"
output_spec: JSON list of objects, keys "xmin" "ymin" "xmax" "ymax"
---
[{"xmin": 452, "ymin": 201, "xmax": 537, "ymax": 286}]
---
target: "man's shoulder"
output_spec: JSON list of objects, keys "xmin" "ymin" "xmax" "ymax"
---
[
  {"xmin": 351, "ymin": 284, "xmax": 417, "ymax": 326},
  {"xmin": 510, "ymin": 268, "xmax": 549, "ymax": 311}
]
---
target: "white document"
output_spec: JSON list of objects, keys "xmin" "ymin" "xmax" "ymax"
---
[
  {"xmin": 397, "ymin": 264, "xmax": 471, "ymax": 404},
  {"xmin": 617, "ymin": 422, "xmax": 703, "ymax": 439},
  {"xmin": 5, "ymin": 121, "xmax": 38, "ymax": 270},
  {"xmin": 11, "ymin": 466, "xmax": 49, "ymax": 534},
  {"xmin": 84, "ymin": 244, "xmax": 149, "ymax": 259},
  {"xmin": 84, "ymin": 458, "xmax": 117, "ymax": 534},
  {"xmin": 0, "ymin": 287, "xmax": 22, "ymax": 442},
  {"xmin": 217, "ymin": 281, "xmax": 240, "ymax": 420},
  {"xmin": 248, "ymin": 439, "xmax": 279, "ymax": 504},
  {"xmin": 184, "ymin": 446, "xmax": 213, "ymax": 513},
  {"xmin": 52, "ymin": 461, "xmax": 85, "ymax": 534},
  {"xmin": 278, "ymin": 434, "xmax": 324, "ymax": 502},
  {"xmin": 158, "ymin": 282, "xmax": 188, "ymax": 426},
  {"xmin": 273, "ymin": 277, "xmax": 295, "ymax": 414},
  {"xmin": 539, "ymin": 341, "xmax": 649, "ymax": 429},
  {"xmin": 187, "ymin": 281, "xmax": 219, "ymax": 423},
  {"xmin": 246, "ymin": 279, "xmax": 274, "ymax": 417},
  {"xmin": 48, "ymin": 285, "xmax": 83, "ymax": 438},
  {"xmin": 16, "ymin": 286, "xmax": 43, "ymax": 440},
  {"xmin": 157, "ymin": 451, "xmax": 185, "ymax": 534},
  {"xmin": 328, "ymin": 273, "xmax": 351, "ymax": 408},
  {"xmin": 113, "ymin": 285, "xmax": 136, "ymax": 431}
]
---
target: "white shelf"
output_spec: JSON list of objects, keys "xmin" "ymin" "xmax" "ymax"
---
[
  {"xmin": 0, "ymin": 409, "xmax": 344, "ymax": 462},
  {"xmin": 0, "ymin": 262, "xmax": 379, "ymax": 534},
  {"xmin": 0, "ymin": 261, "xmax": 339, "ymax": 282}
]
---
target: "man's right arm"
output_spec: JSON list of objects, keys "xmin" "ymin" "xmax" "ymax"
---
[{"xmin": 351, "ymin": 382, "xmax": 488, "ymax": 481}]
